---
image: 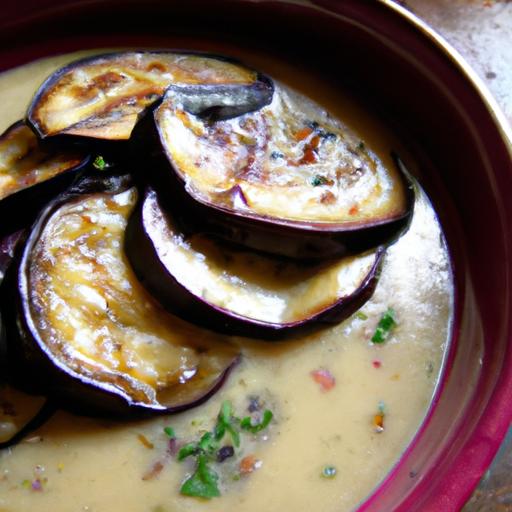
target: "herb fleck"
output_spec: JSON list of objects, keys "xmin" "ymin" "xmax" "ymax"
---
[
  {"xmin": 163, "ymin": 427, "xmax": 175, "ymax": 439},
  {"xmin": 311, "ymin": 174, "xmax": 328, "ymax": 187},
  {"xmin": 240, "ymin": 410, "xmax": 273, "ymax": 434},
  {"xmin": 371, "ymin": 308, "xmax": 397, "ymax": 344},
  {"xmin": 180, "ymin": 453, "xmax": 220, "ymax": 499},
  {"xmin": 356, "ymin": 311, "xmax": 368, "ymax": 321},
  {"xmin": 92, "ymin": 155, "xmax": 108, "ymax": 171}
]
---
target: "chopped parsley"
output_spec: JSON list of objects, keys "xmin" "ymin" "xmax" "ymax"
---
[
  {"xmin": 311, "ymin": 174, "xmax": 328, "ymax": 187},
  {"xmin": 240, "ymin": 410, "xmax": 273, "ymax": 434},
  {"xmin": 175, "ymin": 400, "xmax": 273, "ymax": 499},
  {"xmin": 92, "ymin": 155, "xmax": 108, "ymax": 170},
  {"xmin": 163, "ymin": 427, "xmax": 175, "ymax": 439},
  {"xmin": 371, "ymin": 308, "xmax": 397, "ymax": 344},
  {"xmin": 181, "ymin": 453, "xmax": 221, "ymax": 499}
]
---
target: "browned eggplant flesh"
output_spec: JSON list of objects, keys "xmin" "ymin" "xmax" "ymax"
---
[
  {"xmin": 154, "ymin": 82, "xmax": 411, "ymax": 231},
  {"xmin": 28, "ymin": 52, "xmax": 273, "ymax": 140},
  {"xmin": 5, "ymin": 182, "xmax": 238, "ymax": 415},
  {"xmin": 0, "ymin": 121, "xmax": 89, "ymax": 201},
  {"xmin": 126, "ymin": 188, "xmax": 384, "ymax": 339}
]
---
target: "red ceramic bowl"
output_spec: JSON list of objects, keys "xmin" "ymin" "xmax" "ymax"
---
[{"xmin": 1, "ymin": 1, "xmax": 511, "ymax": 510}]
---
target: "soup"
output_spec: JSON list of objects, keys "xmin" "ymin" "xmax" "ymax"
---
[{"xmin": 0, "ymin": 48, "xmax": 453, "ymax": 512}]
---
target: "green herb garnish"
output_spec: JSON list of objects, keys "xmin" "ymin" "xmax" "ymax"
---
[
  {"xmin": 92, "ymin": 155, "xmax": 108, "ymax": 170},
  {"xmin": 178, "ymin": 443, "xmax": 198, "ymax": 461},
  {"xmin": 311, "ymin": 174, "xmax": 328, "ymax": 187},
  {"xmin": 180, "ymin": 453, "xmax": 220, "ymax": 499},
  {"xmin": 215, "ymin": 401, "xmax": 240, "ymax": 448},
  {"xmin": 163, "ymin": 427, "xmax": 175, "ymax": 439},
  {"xmin": 356, "ymin": 311, "xmax": 368, "ymax": 321},
  {"xmin": 176, "ymin": 400, "xmax": 274, "ymax": 499},
  {"xmin": 240, "ymin": 410, "xmax": 273, "ymax": 434},
  {"xmin": 371, "ymin": 308, "xmax": 397, "ymax": 344}
]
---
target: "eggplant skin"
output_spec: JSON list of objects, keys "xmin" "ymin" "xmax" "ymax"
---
[
  {"xmin": 27, "ymin": 51, "xmax": 273, "ymax": 141},
  {"xmin": 0, "ymin": 176, "xmax": 238, "ymax": 417},
  {"xmin": 0, "ymin": 121, "xmax": 90, "ymax": 236},
  {"xmin": 125, "ymin": 188, "xmax": 385, "ymax": 341},
  {"xmin": 149, "ymin": 84, "xmax": 414, "ymax": 260}
]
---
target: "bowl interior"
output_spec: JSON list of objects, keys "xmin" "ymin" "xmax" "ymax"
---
[{"xmin": 1, "ymin": 1, "xmax": 511, "ymax": 510}]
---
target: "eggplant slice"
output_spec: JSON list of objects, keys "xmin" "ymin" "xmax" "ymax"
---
[
  {"xmin": 152, "ymin": 83, "xmax": 413, "ymax": 259},
  {"xmin": 0, "ymin": 121, "xmax": 90, "ymax": 233},
  {"xmin": 126, "ymin": 188, "xmax": 383, "ymax": 340},
  {"xmin": 3, "ymin": 180, "xmax": 238, "ymax": 416},
  {"xmin": 28, "ymin": 51, "xmax": 273, "ymax": 141}
]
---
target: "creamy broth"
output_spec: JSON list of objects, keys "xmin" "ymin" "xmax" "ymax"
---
[{"xmin": 0, "ymin": 50, "xmax": 452, "ymax": 512}]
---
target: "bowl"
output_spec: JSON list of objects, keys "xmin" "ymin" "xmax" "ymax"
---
[{"xmin": 1, "ymin": 1, "xmax": 511, "ymax": 510}]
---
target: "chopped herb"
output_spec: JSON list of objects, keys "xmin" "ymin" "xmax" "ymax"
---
[
  {"xmin": 356, "ymin": 311, "xmax": 368, "ymax": 321},
  {"xmin": 311, "ymin": 174, "xmax": 328, "ymax": 187},
  {"xmin": 92, "ymin": 155, "xmax": 108, "ymax": 170},
  {"xmin": 321, "ymin": 465, "xmax": 337, "ymax": 479},
  {"xmin": 163, "ymin": 427, "xmax": 175, "ymax": 439},
  {"xmin": 357, "ymin": 141, "xmax": 365, "ymax": 152},
  {"xmin": 270, "ymin": 151, "xmax": 284, "ymax": 160},
  {"xmin": 180, "ymin": 453, "xmax": 220, "ymax": 499},
  {"xmin": 216, "ymin": 401, "xmax": 240, "ymax": 448},
  {"xmin": 217, "ymin": 445, "xmax": 235, "ymax": 463},
  {"xmin": 240, "ymin": 410, "xmax": 273, "ymax": 434},
  {"xmin": 21, "ymin": 479, "xmax": 31, "ymax": 489},
  {"xmin": 371, "ymin": 308, "xmax": 397, "ymax": 344},
  {"xmin": 176, "ymin": 400, "xmax": 274, "ymax": 499},
  {"xmin": 178, "ymin": 443, "xmax": 198, "ymax": 461}
]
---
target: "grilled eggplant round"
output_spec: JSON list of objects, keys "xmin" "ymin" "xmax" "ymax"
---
[
  {"xmin": 2, "ymin": 177, "xmax": 239, "ymax": 416},
  {"xmin": 0, "ymin": 121, "xmax": 90, "ymax": 234},
  {"xmin": 126, "ymin": 188, "xmax": 384, "ymax": 340},
  {"xmin": 150, "ymin": 83, "xmax": 413, "ymax": 259},
  {"xmin": 27, "ymin": 51, "xmax": 273, "ymax": 141}
]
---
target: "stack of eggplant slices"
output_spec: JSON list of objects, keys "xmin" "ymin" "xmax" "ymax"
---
[{"xmin": 0, "ymin": 51, "xmax": 414, "ymax": 444}]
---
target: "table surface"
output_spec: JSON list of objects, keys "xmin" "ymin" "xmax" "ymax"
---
[{"xmin": 396, "ymin": 1, "xmax": 512, "ymax": 510}]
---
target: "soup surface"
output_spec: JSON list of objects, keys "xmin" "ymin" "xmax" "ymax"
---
[{"xmin": 0, "ymin": 48, "xmax": 453, "ymax": 512}]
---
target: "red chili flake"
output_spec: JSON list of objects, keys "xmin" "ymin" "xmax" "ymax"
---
[
  {"xmin": 300, "ymin": 148, "xmax": 319, "ymax": 165},
  {"xmin": 349, "ymin": 205, "xmax": 359, "ymax": 215},
  {"xmin": 311, "ymin": 368, "xmax": 336, "ymax": 392},
  {"xmin": 373, "ymin": 414, "xmax": 385, "ymax": 433},
  {"xmin": 295, "ymin": 127, "xmax": 313, "ymax": 141},
  {"xmin": 310, "ymin": 135, "xmax": 321, "ymax": 149},
  {"xmin": 372, "ymin": 360, "xmax": 382, "ymax": 369},
  {"xmin": 239, "ymin": 454, "xmax": 261, "ymax": 475}
]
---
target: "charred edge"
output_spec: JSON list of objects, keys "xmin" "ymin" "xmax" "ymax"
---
[{"xmin": 26, "ymin": 50, "xmax": 265, "ymax": 138}]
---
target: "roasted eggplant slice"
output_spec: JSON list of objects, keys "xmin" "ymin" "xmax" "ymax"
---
[
  {"xmin": 152, "ymin": 83, "xmax": 413, "ymax": 259},
  {"xmin": 2, "ymin": 180, "xmax": 238, "ymax": 416},
  {"xmin": 126, "ymin": 188, "xmax": 383, "ymax": 340},
  {"xmin": 0, "ymin": 121, "xmax": 90, "ymax": 234},
  {"xmin": 28, "ymin": 51, "xmax": 273, "ymax": 141}
]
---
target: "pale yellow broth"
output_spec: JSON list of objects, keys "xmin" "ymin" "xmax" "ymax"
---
[{"xmin": 0, "ymin": 49, "xmax": 452, "ymax": 512}]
